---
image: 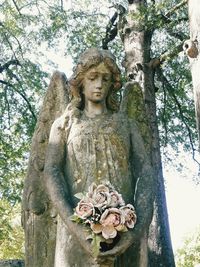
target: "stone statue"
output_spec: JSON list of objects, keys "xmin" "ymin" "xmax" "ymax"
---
[{"xmin": 22, "ymin": 48, "xmax": 155, "ymax": 267}]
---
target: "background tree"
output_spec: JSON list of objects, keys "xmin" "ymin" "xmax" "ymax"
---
[
  {"xmin": 0, "ymin": 0, "xmax": 199, "ymax": 264},
  {"xmin": 175, "ymin": 226, "xmax": 200, "ymax": 267},
  {"xmin": 184, "ymin": 0, "xmax": 200, "ymax": 146}
]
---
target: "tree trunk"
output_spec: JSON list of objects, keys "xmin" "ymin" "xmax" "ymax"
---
[
  {"xmin": 184, "ymin": 0, "xmax": 200, "ymax": 146},
  {"xmin": 119, "ymin": 1, "xmax": 175, "ymax": 266}
]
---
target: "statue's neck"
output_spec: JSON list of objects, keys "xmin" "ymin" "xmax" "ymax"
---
[{"xmin": 84, "ymin": 101, "xmax": 108, "ymax": 118}]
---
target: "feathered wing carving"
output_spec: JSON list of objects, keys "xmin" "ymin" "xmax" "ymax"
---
[
  {"xmin": 119, "ymin": 82, "xmax": 153, "ymax": 267},
  {"xmin": 121, "ymin": 81, "xmax": 152, "ymax": 153},
  {"xmin": 22, "ymin": 71, "xmax": 69, "ymax": 267}
]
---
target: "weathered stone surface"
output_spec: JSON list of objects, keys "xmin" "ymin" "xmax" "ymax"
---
[
  {"xmin": 23, "ymin": 48, "xmax": 155, "ymax": 267},
  {"xmin": 0, "ymin": 260, "xmax": 24, "ymax": 267}
]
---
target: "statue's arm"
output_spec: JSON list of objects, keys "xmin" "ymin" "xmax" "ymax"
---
[
  {"xmin": 44, "ymin": 116, "xmax": 72, "ymax": 220},
  {"xmin": 97, "ymin": 120, "xmax": 155, "ymax": 261},
  {"xmin": 44, "ymin": 116, "xmax": 93, "ymax": 255}
]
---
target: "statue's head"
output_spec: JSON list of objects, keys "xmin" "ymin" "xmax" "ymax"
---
[{"xmin": 69, "ymin": 48, "xmax": 122, "ymax": 111}]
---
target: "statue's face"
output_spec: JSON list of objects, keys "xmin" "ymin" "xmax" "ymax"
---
[{"xmin": 82, "ymin": 62, "xmax": 112, "ymax": 104}]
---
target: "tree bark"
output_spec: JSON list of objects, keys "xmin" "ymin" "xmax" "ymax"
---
[{"xmin": 119, "ymin": 1, "xmax": 175, "ymax": 266}]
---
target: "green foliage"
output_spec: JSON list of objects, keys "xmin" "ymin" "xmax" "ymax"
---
[
  {"xmin": 175, "ymin": 226, "xmax": 200, "ymax": 267},
  {"xmin": 0, "ymin": 201, "xmax": 24, "ymax": 259},
  {"xmin": 91, "ymin": 233, "xmax": 105, "ymax": 257},
  {"xmin": 149, "ymin": 0, "xmax": 198, "ymax": 168},
  {"xmin": 156, "ymin": 56, "xmax": 197, "ymax": 152},
  {"xmin": 0, "ymin": 0, "xmax": 49, "ymax": 258}
]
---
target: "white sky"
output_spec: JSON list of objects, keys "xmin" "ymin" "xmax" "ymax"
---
[{"xmin": 165, "ymin": 160, "xmax": 200, "ymax": 251}]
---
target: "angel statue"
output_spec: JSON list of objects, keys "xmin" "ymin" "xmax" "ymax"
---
[{"xmin": 22, "ymin": 48, "xmax": 155, "ymax": 267}]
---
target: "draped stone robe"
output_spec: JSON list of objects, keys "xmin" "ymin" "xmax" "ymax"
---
[{"xmin": 47, "ymin": 111, "xmax": 151, "ymax": 267}]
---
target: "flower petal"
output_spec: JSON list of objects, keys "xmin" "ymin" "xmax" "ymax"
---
[
  {"xmin": 115, "ymin": 224, "xmax": 128, "ymax": 232},
  {"xmin": 96, "ymin": 184, "xmax": 110, "ymax": 193},
  {"xmin": 100, "ymin": 209, "xmax": 109, "ymax": 221},
  {"xmin": 126, "ymin": 220, "xmax": 136, "ymax": 229},
  {"xmin": 102, "ymin": 225, "xmax": 117, "ymax": 239},
  {"xmin": 91, "ymin": 223, "xmax": 103, "ymax": 234}
]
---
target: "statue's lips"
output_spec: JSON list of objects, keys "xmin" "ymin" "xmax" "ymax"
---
[{"xmin": 93, "ymin": 92, "xmax": 102, "ymax": 95}]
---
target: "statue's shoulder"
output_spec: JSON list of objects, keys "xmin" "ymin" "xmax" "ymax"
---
[
  {"xmin": 52, "ymin": 114, "xmax": 65, "ymax": 129},
  {"xmin": 51, "ymin": 105, "xmax": 73, "ymax": 130},
  {"xmin": 114, "ymin": 111, "xmax": 128, "ymax": 121},
  {"xmin": 114, "ymin": 111, "xmax": 138, "ymax": 130},
  {"xmin": 49, "ymin": 112, "xmax": 69, "ymax": 141}
]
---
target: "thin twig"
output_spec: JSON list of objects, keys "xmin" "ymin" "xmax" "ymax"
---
[
  {"xmin": 12, "ymin": 0, "xmax": 22, "ymax": 15},
  {"xmin": 165, "ymin": 0, "xmax": 188, "ymax": 18},
  {"xmin": 1, "ymin": 22, "xmax": 24, "ymax": 59},
  {"xmin": 4, "ymin": 87, "xmax": 11, "ymax": 128}
]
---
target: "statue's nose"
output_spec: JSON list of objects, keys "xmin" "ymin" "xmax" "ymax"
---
[{"xmin": 96, "ymin": 77, "xmax": 103, "ymax": 89}]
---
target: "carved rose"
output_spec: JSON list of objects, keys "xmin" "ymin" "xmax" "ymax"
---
[
  {"xmin": 90, "ymin": 223, "xmax": 103, "ymax": 234},
  {"xmin": 87, "ymin": 183, "xmax": 111, "ymax": 209},
  {"xmin": 75, "ymin": 199, "xmax": 94, "ymax": 219},
  {"xmin": 99, "ymin": 208, "xmax": 125, "ymax": 239},
  {"xmin": 101, "ymin": 225, "xmax": 117, "ymax": 239},
  {"xmin": 110, "ymin": 190, "xmax": 125, "ymax": 208},
  {"xmin": 73, "ymin": 182, "xmax": 137, "ymax": 244},
  {"xmin": 120, "ymin": 204, "xmax": 137, "ymax": 228}
]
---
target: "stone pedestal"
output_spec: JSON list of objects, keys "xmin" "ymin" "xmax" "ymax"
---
[{"xmin": 0, "ymin": 260, "xmax": 24, "ymax": 267}]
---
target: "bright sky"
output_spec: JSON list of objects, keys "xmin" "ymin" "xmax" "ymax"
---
[{"xmin": 165, "ymin": 160, "xmax": 200, "ymax": 251}]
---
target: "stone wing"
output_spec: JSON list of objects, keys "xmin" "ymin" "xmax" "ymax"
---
[
  {"xmin": 120, "ymin": 81, "xmax": 151, "ymax": 153},
  {"xmin": 22, "ymin": 71, "xmax": 69, "ymax": 267}
]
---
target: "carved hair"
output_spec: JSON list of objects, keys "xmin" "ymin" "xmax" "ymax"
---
[
  {"xmin": 61, "ymin": 48, "xmax": 122, "ymax": 132},
  {"xmin": 68, "ymin": 47, "xmax": 122, "ymax": 112}
]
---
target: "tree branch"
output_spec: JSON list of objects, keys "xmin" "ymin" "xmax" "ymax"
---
[
  {"xmin": 11, "ymin": 0, "xmax": 22, "ymax": 15},
  {"xmin": 102, "ymin": 11, "xmax": 118, "ymax": 50},
  {"xmin": 0, "ymin": 60, "xmax": 20, "ymax": 73},
  {"xmin": 153, "ymin": 0, "xmax": 188, "ymax": 34},
  {"xmin": 156, "ymin": 67, "xmax": 200, "ymax": 165},
  {"xmin": 128, "ymin": 0, "xmax": 143, "ymax": 4},
  {"xmin": 165, "ymin": 0, "xmax": 188, "ymax": 18},
  {"xmin": 0, "ymin": 79, "xmax": 37, "ymax": 122},
  {"xmin": 0, "ymin": 21, "xmax": 24, "ymax": 59},
  {"xmin": 4, "ymin": 87, "xmax": 11, "ymax": 128},
  {"xmin": 165, "ymin": 27, "xmax": 188, "ymax": 42},
  {"xmin": 147, "ymin": 42, "xmax": 184, "ymax": 69},
  {"xmin": 60, "ymin": 0, "xmax": 63, "ymax": 10}
]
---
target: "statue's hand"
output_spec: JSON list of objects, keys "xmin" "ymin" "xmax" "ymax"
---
[
  {"xmin": 95, "ymin": 230, "xmax": 134, "ymax": 263},
  {"xmin": 67, "ymin": 219, "xmax": 93, "ymax": 256}
]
